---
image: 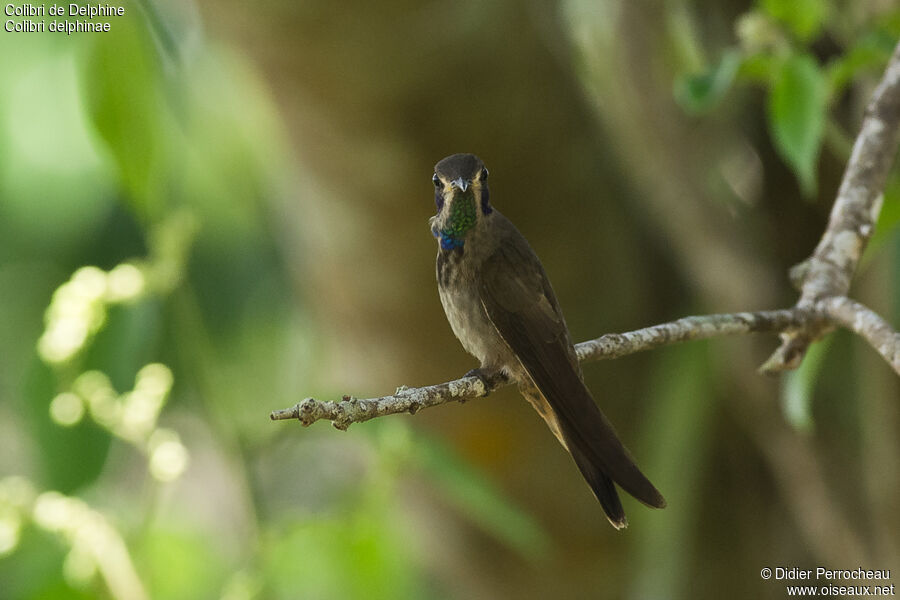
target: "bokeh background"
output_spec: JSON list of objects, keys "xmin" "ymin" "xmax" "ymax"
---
[{"xmin": 1, "ymin": 1, "xmax": 899, "ymax": 598}]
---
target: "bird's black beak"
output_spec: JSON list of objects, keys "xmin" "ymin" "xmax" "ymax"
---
[{"xmin": 450, "ymin": 178, "xmax": 469, "ymax": 192}]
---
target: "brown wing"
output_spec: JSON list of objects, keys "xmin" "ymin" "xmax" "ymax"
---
[{"xmin": 478, "ymin": 214, "xmax": 666, "ymax": 513}]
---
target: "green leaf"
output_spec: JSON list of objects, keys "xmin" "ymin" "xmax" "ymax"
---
[
  {"xmin": 84, "ymin": 299, "xmax": 162, "ymax": 392},
  {"xmin": 80, "ymin": 13, "xmax": 167, "ymax": 220},
  {"xmin": 760, "ymin": 0, "xmax": 828, "ymax": 42},
  {"xmin": 674, "ymin": 50, "xmax": 741, "ymax": 115},
  {"xmin": 767, "ymin": 53, "xmax": 826, "ymax": 197},
  {"xmin": 781, "ymin": 336, "xmax": 832, "ymax": 432},
  {"xmin": 827, "ymin": 30, "xmax": 898, "ymax": 95},
  {"xmin": 23, "ymin": 358, "xmax": 110, "ymax": 493},
  {"xmin": 738, "ymin": 52, "xmax": 778, "ymax": 84}
]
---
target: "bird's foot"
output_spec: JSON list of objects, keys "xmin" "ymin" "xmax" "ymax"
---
[{"xmin": 463, "ymin": 368, "xmax": 504, "ymax": 398}]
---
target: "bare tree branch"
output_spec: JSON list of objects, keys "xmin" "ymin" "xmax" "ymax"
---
[
  {"xmin": 763, "ymin": 40, "xmax": 900, "ymax": 372},
  {"xmin": 271, "ymin": 308, "xmax": 829, "ymax": 429},
  {"xmin": 820, "ymin": 297, "xmax": 900, "ymax": 374},
  {"xmin": 574, "ymin": 309, "xmax": 821, "ymax": 362},
  {"xmin": 270, "ymin": 374, "xmax": 495, "ymax": 431},
  {"xmin": 272, "ymin": 42, "xmax": 900, "ymax": 431}
]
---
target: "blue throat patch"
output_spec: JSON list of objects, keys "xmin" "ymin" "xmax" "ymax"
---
[
  {"xmin": 439, "ymin": 232, "xmax": 464, "ymax": 250},
  {"xmin": 432, "ymin": 225, "xmax": 463, "ymax": 250}
]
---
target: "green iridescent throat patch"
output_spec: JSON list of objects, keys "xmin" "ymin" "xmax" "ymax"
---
[{"xmin": 443, "ymin": 190, "xmax": 477, "ymax": 238}]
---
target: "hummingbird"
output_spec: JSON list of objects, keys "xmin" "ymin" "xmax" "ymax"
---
[{"xmin": 430, "ymin": 153, "xmax": 665, "ymax": 529}]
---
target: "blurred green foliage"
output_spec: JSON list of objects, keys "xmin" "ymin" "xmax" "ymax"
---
[
  {"xmin": 767, "ymin": 53, "xmax": 826, "ymax": 196},
  {"xmin": 674, "ymin": 49, "xmax": 742, "ymax": 115},
  {"xmin": 1, "ymin": 6, "xmax": 550, "ymax": 597},
  {"xmin": 761, "ymin": 0, "xmax": 828, "ymax": 42},
  {"xmin": 675, "ymin": 0, "xmax": 900, "ymax": 196},
  {"xmin": 1, "ymin": 0, "xmax": 898, "ymax": 598}
]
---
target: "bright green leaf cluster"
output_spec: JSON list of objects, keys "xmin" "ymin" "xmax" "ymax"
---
[
  {"xmin": 767, "ymin": 54, "xmax": 826, "ymax": 197},
  {"xmin": 674, "ymin": 1, "xmax": 900, "ymax": 198},
  {"xmin": 760, "ymin": 0, "xmax": 828, "ymax": 42}
]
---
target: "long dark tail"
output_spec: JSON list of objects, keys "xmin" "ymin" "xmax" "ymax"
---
[
  {"xmin": 520, "ymin": 380, "xmax": 665, "ymax": 528},
  {"xmin": 569, "ymin": 443, "xmax": 629, "ymax": 528}
]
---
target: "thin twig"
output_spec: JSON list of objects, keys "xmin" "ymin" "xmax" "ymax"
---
[
  {"xmin": 272, "ymin": 43, "xmax": 900, "ymax": 431},
  {"xmin": 820, "ymin": 297, "xmax": 900, "ymax": 374},
  {"xmin": 272, "ymin": 300, "xmax": 898, "ymax": 429},
  {"xmin": 272, "ymin": 308, "xmax": 822, "ymax": 429},
  {"xmin": 764, "ymin": 40, "xmax": 900, "ymax": 372},
  {"xmin": 574, "ymin": 309, "xmax": 821, "ymax": 362}
]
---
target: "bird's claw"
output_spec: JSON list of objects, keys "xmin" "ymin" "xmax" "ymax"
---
[{"xmin": 464, "ymin": 368, "xmax": 497, "ymax": 397}]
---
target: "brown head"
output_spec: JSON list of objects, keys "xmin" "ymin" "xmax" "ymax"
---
[{"xmin": 431, "ymin": 153, "xmax": 492, "ymax": 250}]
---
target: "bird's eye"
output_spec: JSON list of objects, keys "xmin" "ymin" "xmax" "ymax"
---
[
  {"xmin": 432, "ymin": 174, "xmax": 443, "ymax": 188},
  {"xmin": 480, "ymin": 168, "xmax": 489, "ymax": 181}
]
